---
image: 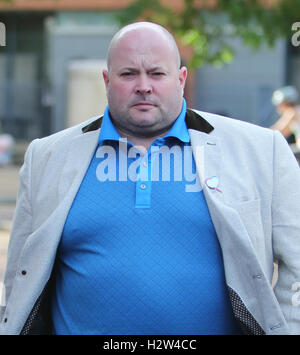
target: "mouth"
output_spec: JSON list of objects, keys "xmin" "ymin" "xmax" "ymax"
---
[{"xmin": 132, "ymin": 102, "xmax": 156, "ymax": 109}]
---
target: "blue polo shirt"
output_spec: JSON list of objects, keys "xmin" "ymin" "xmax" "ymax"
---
[{"xmin": 51, "ymin": 99, "xmax": 242, "ymax": 335}]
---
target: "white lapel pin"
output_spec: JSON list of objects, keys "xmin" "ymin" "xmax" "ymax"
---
[{"xmin": 205, "ymin": 176, "xmax": 222, "ymax": 192}]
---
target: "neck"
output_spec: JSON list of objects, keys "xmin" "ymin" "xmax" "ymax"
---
[
  {"xmin": 111, "ymin": 119, "xmax": 175, "ymax": 150},
  {"xmin": 117, "ymin": 129, "xmax": 168, "ymax": 151}
]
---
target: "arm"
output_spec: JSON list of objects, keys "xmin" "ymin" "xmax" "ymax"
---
[
  {"xmin": 272, "ymin": 130, "xmax": 300, "ymax": 334},
  {"xmin": 0, "ymin": 139, "xmax": 39, "ymax": 320},
  {"xmin": 270, "ymin": 108, "xmax": 297, "ymax": 138}
]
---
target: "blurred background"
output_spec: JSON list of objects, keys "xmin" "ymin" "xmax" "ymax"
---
[{"xmin": 0, "ymin": 0, "xmax": 300, "ymax": 285}]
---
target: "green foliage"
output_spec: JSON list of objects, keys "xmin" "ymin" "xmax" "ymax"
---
[{"xmin": 118, "ymin": 0, "xmax": 300, "ymax": 69}]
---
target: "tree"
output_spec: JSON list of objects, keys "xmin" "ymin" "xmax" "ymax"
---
[{"xmin": 118, "ymin": 0, "xmax": 300, "ymax": 68}]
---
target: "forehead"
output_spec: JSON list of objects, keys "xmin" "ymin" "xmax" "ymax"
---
[{"xmin": 109, "ymin": 29, "xmax": 178, "ymax": 70}]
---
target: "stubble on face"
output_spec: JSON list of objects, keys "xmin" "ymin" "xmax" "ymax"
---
[{"xmin": 103, "ymin": 23, "xmax": 187, "ymax": 140}]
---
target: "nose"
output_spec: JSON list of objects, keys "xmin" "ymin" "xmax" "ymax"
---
[{"xmin": 135, "ymin": 74, "xmax": 153, "ymax": 95}]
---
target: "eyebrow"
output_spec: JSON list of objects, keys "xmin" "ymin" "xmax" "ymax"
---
[
  {"xmin": 118, "ymin": 66, "xmax": 168, "ymax": 73},
  {"xmin": 148, "ymin": 66, "xmax": 168, "ymax": 72},
  {"xmin": 118, "ymin": 67, "xmax": 138, "ymax": 72}
]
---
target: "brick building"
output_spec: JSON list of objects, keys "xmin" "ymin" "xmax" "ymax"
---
[{"xmin": 0, "ymin": 0, "xmax": 299, "ymax": 141}]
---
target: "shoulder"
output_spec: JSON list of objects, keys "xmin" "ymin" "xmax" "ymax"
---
[
  {"xmin": 188, "ymin": 109, "xmax": 286, "ymax": 174},
  {"xmin": 26, "ymin": 115, "xmax": 102, "ymax": 155},
  {"xmin": 192, "ymin": 109, "xmax": 271, "ymax": 136},
  {"xmin": 190, "ymin": 108, "xmax": 275, "ymax": 147}
]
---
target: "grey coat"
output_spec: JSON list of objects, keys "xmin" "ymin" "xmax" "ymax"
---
[{"xmin": 1, "ymin": 109, "xmax": 300, "ymax": 335}]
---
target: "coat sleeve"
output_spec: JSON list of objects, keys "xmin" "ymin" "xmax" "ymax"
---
[
  {"xmin": 0, "ymin": 139, "xmax": 39, "ymax": 321},
  {"xmin": 272, "ymin": 130, "xmax": 300, "ymax": 335}
]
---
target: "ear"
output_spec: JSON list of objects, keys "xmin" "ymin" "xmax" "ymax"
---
[
  {"xmin": 179, "ymin": 66, "xmax": 188, "ymax": 89},
  {"xmin": 102, "ymin": 69, "xmax": 109, "ymax": 89}
]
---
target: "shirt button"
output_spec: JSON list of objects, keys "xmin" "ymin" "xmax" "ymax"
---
[
  {"xmin": 21, "ymin": 270, "xmax": 27, "ymax": 276},
  {"xmin": 140, "ymin": 183, "xmax": 147, "ymax": 190},
  {"xmin": 143, "ymin": 161, "xmax": 148, "ymax": 167}
]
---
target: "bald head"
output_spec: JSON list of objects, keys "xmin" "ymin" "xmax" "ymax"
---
[
  {"xmin": 106, "ymin": 22, "xmax": 181, "ymax": 71},
  {"xmin": 102, "ymin": 21, "xmax": 187, "ymax": 142}
]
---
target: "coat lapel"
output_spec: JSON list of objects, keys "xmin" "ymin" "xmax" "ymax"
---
[
  {"xmin": 188, "ymin": 111, "xmax": 291, "ymax": 334},
  {"xmin": 189, "ymin": 126, "xmax": 267, "ymax": 334},
  {"xmin": 58, "ymin": 129, "xmax": 99, "ymax": 201},
  {"xmin": 12, "ymin": 123, "xmax": 101, "ymax": 335}
]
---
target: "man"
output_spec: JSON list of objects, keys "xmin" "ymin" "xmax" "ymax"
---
[
  {"xmin": 1, "ymin": 22, "xmax": 300, "ymax": 335},
  {"xmin": 270, "ymin": 86, "xmax": 300, "ymax": 145}
]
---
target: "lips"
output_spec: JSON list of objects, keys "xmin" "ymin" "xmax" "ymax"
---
[{"xmin": 133, "ymin": 102, "xmax": 155, "ymax": 107}]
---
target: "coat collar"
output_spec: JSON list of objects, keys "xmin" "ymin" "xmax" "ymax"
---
[{"xmin": 81, "ymin": 109, "xmax": 214, "ymax": 135}]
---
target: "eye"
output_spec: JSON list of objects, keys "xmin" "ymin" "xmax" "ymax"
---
[
  {"xmin": 152, "ymin": 72, "xmax": 165, "ymax": 76},
  {"xmin": 121, "ymin": 72, "xmax": 133, "ymax": 76}
]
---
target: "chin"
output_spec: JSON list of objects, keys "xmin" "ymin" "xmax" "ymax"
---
[{"xmin": 130, "ymin": 113, "xmax": 158, "ymax": 125}]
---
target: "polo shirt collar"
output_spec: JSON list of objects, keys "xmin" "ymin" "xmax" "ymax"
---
[
  {"xmin": 163, "ymin": 98, "xmax": 189, "ymax": 143},
  {"xmin": 98, "ymin": 106, "xmax": 121, "ymax": 143},
  {"xmin": 98, "ymin": 98, "xmax": 189, "ymax": 144}
]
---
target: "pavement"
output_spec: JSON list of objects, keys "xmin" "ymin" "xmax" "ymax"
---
[{"xmin": 0, "ymin": 165, "xmax": 19, "ymax": 284}]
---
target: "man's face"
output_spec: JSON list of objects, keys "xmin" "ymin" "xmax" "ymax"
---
[{"xmin": 102, "ymin": 29, "xmax": 187, "ymax": 138}]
